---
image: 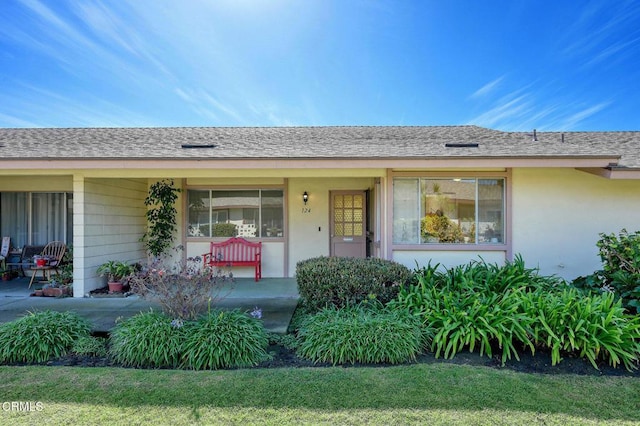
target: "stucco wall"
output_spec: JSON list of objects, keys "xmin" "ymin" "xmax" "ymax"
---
[
  {"xmin": 186, "ymin": 241, "xmax": 285, "ymax": 278},
  {"xmin": 74, "ymin": 177, "xmax": 147, "ymax": 296},
  {"xmin": 392, "ymin": 250, "xmax": 506, "ymax": 271},
  {"xmin": 512, "ymin": 168, "xmax": 640, "ymax": 280},
  {"xmin": 287, "ymin": 177, "xmax": 375, "ymax": 276}
]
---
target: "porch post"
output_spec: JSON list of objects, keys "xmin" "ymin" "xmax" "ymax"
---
[{"xmin": 72, "ymin": 174, "xmax": 86, "ymax": 298}]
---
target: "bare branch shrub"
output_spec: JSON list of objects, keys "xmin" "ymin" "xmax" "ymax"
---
[{"xmin": 128, "ymin": 247, "xmax": 232, "ymax": 320}]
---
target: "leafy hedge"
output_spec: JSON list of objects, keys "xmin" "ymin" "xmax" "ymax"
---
[
  {"xmin": 296, "ymin": 256, "xmax": 412, "ymax": 311},
  {"xmin": 0, "ymin": 310, "xmax": 92, "ymax": 364},
  {"xmin": 573, "ymin": 229, "xmax": 640, "ymax": 313},
  {"xmin": 297, "ymin": 305, "xmax": 426, "ymax": 365}
]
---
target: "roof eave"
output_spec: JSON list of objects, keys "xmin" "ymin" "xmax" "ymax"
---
[{"xmin": 577, "ymin": 166, "xmax": 640, "ymax": 179}]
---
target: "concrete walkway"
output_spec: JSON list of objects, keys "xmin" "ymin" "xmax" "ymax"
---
[{"xmin": 0, "ymin": 278, "xmax": 299, "ymax": 333}]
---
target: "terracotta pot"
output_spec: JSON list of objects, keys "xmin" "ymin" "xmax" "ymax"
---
[
  {"xmin": 43, "ymin": 287, "xmax": 63, "ymax": 297},
  {"xmin": 108, "ymin": 281, "xmax": 124, "ymax": 293}
]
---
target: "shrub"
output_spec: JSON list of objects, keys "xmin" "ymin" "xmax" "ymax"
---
[
  {"xmin": 573, "ymin": 229, "xmax": 640, "ymax": 313},
  {"xmin": 0, "ymin": 310, "xmax": 91, "ymax": 364},
  {"xmin": 297, "ymin": 305, "xmax": 426, "ymax": 365},
  {"xmin": 392, "ymin": 272, "xmax": 532, "ymax": 364},
  {"xmin": 296, "ymin": 256, "xmax": 412, "ymax": 311},
  {"xmin": 521, "ymin": 289, "xmax": 640, "ymax": 371},
  {"xmin": 72, "ymin": 335, "xmax": 108, "ymax": 357},
  {"xmin": 181, "ymin": 309, "xmax": 269, "ymax": 370},
  {"xmin": 109, "ymin": 310, "xmax": 186, "ymax": 368},
  {"xmin": 128, "ymin": 247, "xmax": 230, "ymax": 320},
  {"xmin": 392, "ymin": 256, "xmax": 640, "ymax": 370},
  {"xmin": 212, "ymin": 223, "xmax": 237, "ymax": 237}
]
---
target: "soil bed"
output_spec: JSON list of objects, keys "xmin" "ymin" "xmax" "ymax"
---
[{"xmin": 34, "ymin": 343, "xmax": 640, "ymax": 377}]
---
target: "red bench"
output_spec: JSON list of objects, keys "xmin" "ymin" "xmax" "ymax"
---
[{"xmin": 202, "ymin": 237, "xmax": 262, "ymax": 281}]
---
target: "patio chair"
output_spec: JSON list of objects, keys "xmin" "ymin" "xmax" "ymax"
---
[
  {"xmin": 29, "ymin": 241, "xmax": 67, "ymax": 288},
  {"xmin": 0, "ymin": 237, "xmax": 9, "ymax": 270}
]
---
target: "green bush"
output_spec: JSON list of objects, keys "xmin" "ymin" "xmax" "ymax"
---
[
  {"xmin": 297, "ymin": 305, "xmax": 426, "ymax": 365},
  {"xmin": 521, "ymin": 289, "xmax": 640, "ymax": 370},
  {"xmin": 573, "ymin": 229, "xmax": 640, "ymax": 313},
  {"xmin": 212, "ymin": 223, "xmax": 237, "ymax": 237},
  {"xmin": 296, "ymin": 256, "xmax": 413, "ymax": 311},
  {"xmin": 109, "ymin": 310, "xmax": 186, "ymax": 368},
  {"xmin": 72, "ymin": 335, "xmax": 108, "ymax": 357},
  {"xmin": 392, "ymin": 256, "xmax": 640, "ymax": 370},
  {"xmin": 392, "ymin": 270, "xmax": 532, "ymax": 364},
  {"xmin": 0, "ymin": 310, "xmax": 91, "ymax": 364},
  {"xmin": 181, "ymin": 309, "xmax": 269, "ymax": 370}
]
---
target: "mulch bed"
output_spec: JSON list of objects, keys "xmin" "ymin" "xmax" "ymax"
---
[{"xmin": 34, "ymin": 343, "xmax": 640, "ymax": 377}]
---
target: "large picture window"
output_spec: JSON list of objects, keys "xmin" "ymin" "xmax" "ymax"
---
[
  {"xmin": 393, "ymin": 178, "xmax": 504, "ymax": 245},
  {"xmin": 0, "ymin": 192, "xmax": 73, "ymax": 248},
  {"xmin": 187, "ymin": 189, "xmax": 284, "ymax": 238}
]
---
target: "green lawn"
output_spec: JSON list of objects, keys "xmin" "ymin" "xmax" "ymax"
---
[{"xmin": 1, "ymin": 364, "xmax": 639, "ymax": 425}]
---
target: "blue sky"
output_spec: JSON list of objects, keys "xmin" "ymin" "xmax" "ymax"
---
[{"xmin": 1, "ymin": 0, "xmax": 639, "ymax": 130}]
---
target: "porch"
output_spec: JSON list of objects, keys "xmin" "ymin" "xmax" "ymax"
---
[{"xmin": 0, "ymin": 277, "xmax": 299, "ymax": 334}]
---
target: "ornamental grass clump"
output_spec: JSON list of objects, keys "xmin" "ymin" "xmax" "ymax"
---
[
  {"xmin": 109, "ymin": 310, "xmax": 186, "ymax": 368},
  {"xmin": 0, "ymin": 310, "xmax": 91, "ymax": 364},
  {"xmin": 109, "ymin": 309, "xmax": 269, "ymax": 370},
  {"xmin": 297, "ymin": 305, "xmax": 426, "ymax": 365},
  {"xmin": 391, "ymin": 256, "xmax": 640, "ymax": 370},
  {"xmin": 521, "ymin": 289, "xmax": 640, "ymax": 371},
  {"xmin": 181, "ymin": 309, "xmax": 269, "ymax": 370}
]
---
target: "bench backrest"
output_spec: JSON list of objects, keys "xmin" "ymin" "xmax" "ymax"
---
[{"xmin": 209, "ymin": 237, "xmax": 261, "ymax": 262}]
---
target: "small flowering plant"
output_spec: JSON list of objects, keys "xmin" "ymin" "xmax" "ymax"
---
[{"xmin": 128, "ymin": 246, "xmax": 232, "ymax": 320}]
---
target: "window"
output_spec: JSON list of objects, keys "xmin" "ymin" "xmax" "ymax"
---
[
  {"xmin": 187, "ymin": 189, "xmax": 284, "ymax": 238},
  {"xmin": 393, "ymin": 178, "xmax": 504, "ymax": 245},
  {"xmin": 0, "ymin": 192, "xmax": 73, "ymax": 248}
]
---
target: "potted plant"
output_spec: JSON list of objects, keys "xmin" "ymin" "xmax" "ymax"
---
[{"xmin": 97, "ymin": 260, "xmax": 135, "ymax": 293}]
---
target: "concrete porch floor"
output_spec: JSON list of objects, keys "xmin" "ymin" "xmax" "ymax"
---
[{"xmin": 0, "ymin": 277, "xmax": 299, "ymax": 333}]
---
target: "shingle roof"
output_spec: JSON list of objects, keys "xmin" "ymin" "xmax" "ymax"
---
[{"xmin": 1, "ymin": 125, "xmax": 639, "ymax": 168}]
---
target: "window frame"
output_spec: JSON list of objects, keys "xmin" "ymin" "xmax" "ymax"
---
[
  {"xmin": 185, "ymin": 186, "xmax": 286, "ymax": 241},
  {"xmin": 389, "ymin": 170, "xmax": 511, "ymax": 252}
]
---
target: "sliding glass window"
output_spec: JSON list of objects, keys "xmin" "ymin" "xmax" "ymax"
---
[
  {"xmin": 0, "ymin": 192, "xmax": 73, "ymax": 248},
  {"xmin": 393, "ymin": 178, "xmax": 504, "ymax": 245}
]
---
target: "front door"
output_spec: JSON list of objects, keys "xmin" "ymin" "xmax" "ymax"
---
[{"xmin": 330, "ymin": 190, "xmax": 367, "ymax": 258}]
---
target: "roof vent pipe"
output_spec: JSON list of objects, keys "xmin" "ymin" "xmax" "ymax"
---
[
  {"xmin": 533, "ymin": 129, "xmax": 537, "ymax": 141},
  {"xmin": 561, "ymin": 133, "xmax": 564, "ymax": 143}
]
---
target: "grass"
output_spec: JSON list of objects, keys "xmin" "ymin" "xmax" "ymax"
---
[{"xmin": 1, "ymin": 364, "xmax": 639, "ymax": 425}]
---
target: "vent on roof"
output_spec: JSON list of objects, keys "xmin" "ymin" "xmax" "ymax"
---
[
  {"xmin": 181, "ymin": 144, "xmax": 217, "ymax": 149},
  {"xmin": 445, "ymin": 143, "xmax": 479, "ymax": 148}
]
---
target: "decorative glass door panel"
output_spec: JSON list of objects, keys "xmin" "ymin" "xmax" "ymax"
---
[{"xmin": 330, "ymin": 191, "xmax": 366, "ymax": 258}]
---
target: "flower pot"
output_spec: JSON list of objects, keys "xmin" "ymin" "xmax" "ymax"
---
[
  {"xmin": 108, "ymin": 281, "xmax": 124, "ymax": 293},
  {"xmin": 43, "ymin": 287, "xmax": 64, "ymax": 297}
]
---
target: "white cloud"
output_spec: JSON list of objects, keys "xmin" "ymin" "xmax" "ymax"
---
[{"xmin": 469, "ymin": 76, "xmax": 505, "ymax": 100}]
